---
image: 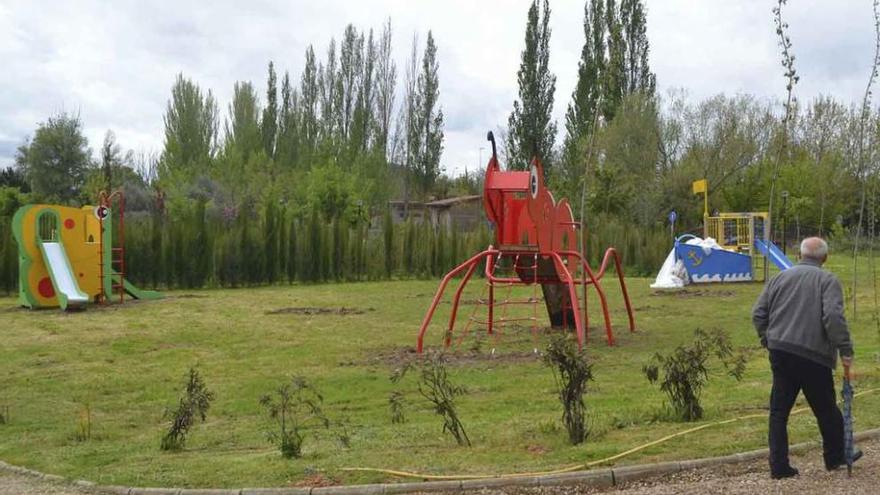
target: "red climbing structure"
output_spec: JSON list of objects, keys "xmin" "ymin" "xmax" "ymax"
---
[
  {"xmin": 416, "ymin": 132, "xmax": 635, "ymax": 353},
  {"xmin": 97, "ymin": 190, "xmax": 126, "ymax": 304}
]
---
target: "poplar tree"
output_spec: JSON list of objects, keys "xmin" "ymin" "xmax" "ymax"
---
[
  {"xmin": 319, "ymin": 40, "xmax": 339, "ymax": 144},
  {"xmin": 225, "ymin": 82, "xmax": 262, "ymax": 161},
  {"xmin": 507, "ymin": 0, "xmax": 557, "ymax": 170},
  {"xmin": 603, "ymin": 0, "xmax": 626, "ymax": 121},
  {"xmin": 353, "ymin": 28, "xmax": 376, "ymax": 153},
  {"xmin": 412, "ymin": 31, "xmax": 444, "ymax": 195},
  {"xmin": 562, "ymin": 0, "xmax": 654, "ymax": 177},
  {"xmin": 339, "ymin": 25, "xmax": 364, "ymax": 143},
  {"xmin": 300, "ymin": 46, "xmax": 320, "ymax": 161},
  {"xmin": 375, "ymin": 19, "xmax": 397, "ymax": 158},
  {"xmin": 160, "ymin": 74, "xmax": 218, "ymax": 182},
  {"xmin": 591, "ymin": 0, "xmax": 607, "ymax": 84},
  {"xmin": 620, "ymin": 0, "xmax": 655, "ymax": 95},
  {"xmin": 276, "ymin": 71, "xmax": 300, "ymax": 169},
  {"xmin": 562, "ymin": 0, "xmax": 604, "ymax": 175},
  {"xmin": 402, "ymin": 34, "xmax": 420, "ymax": 201},
  {"xmin": 261, "ymin": 62, "xmax": 279, "ymax": 159}
]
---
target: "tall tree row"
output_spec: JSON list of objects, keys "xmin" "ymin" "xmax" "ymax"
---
[
  {"xmin": 507, "ymin": 0, "xmax": 557, "ymax": 171},
  {"xmin": 375, "ymin": 20, "xmax": 397, "ymax": 160},
  {"xmin": 561, "ymin": 0, "xmax": 605, "ymax": 185},
  {"xmin": 401, "ymin": 32, "xmax": 445, "ymax": 197},
  {"xmin": 559, "ymin": 0, "xmax": 656, "ymax": 206},
  {"xmin": 159, "ymin": 75, "xmax": 218, "ymax": 185}
]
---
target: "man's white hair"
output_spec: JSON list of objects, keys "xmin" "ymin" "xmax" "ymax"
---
[{"xmin": 800, "ymin": 237, "xmax": 828, "ymax": 261}]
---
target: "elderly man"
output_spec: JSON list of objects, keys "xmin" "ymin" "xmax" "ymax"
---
[{"xmin": 752, "ymin": 237, "xmax": 860, "ymax": 479}]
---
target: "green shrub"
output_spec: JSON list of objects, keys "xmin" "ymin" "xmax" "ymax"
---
[
  {"xmin": 260, "ymin": 376, "xmax": 330, "ymax": 458},
  {"xmin": 388, "ymin": 390, "xmax": 406, "ymax": 424},
  {"xmin": 74, "ymin": 403, "xmax": 92, "ymax": 442},
  {"xmin": 544, "ymin": 335, "xmax": 594, "ymax": 444},
  {"xmin": 643, "ymin": 328, "xmax": 746, "ymax": 421},
  {"xmin": 391, "ymin": 352, "xmax": 470, "ymax": 446},
  {"xmin": 161, "ymin": 367, "xmax": 214, "ymax": 451}
]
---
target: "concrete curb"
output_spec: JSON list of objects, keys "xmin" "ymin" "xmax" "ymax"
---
[{"xmin": 3, "ymin": 427, "xmax": 880, "ymax": 495}]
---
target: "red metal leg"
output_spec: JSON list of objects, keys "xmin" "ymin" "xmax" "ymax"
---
[
  {"xmin": 561, "ymin": 249, "xmax": 636, "ymax": 337},
  {"xmin": 607, "ymin": 248, "xmax": 636, "ymax": 333},
  {"xmin": 570, "ymin": 253, "xmax": 615, "ymax": 346},
  {"xmin": 485, "ymin": 253, "xmax": 495, "ymax": 335},
  {"xmin": 581, "ymin": 260, "xmax": 589, "ymax": 342},
  {"xmin": 550, "ymin": 253, "xmax": 585, "ymax": 349},
  {"xmin": 417, "ymin": 248, "xmax": 498, "ymax": 353},
  {"xmin": 445, "ymin": 261, "xmax": 480, "ymax": 346}
]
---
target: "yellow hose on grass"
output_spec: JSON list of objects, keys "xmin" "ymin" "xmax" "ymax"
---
[{"xmin": 342, "ymin": 386, "xmax": 880, "ymax": 481}]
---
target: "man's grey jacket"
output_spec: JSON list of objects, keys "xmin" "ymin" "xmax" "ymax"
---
[{"xmin": 752, "ymin": 259, "xmax": 854, "ymax": 369}]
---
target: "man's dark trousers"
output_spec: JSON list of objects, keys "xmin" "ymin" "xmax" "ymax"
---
[{"xmin": 769, "ymin": 349, "xmax": 844, "ymax": 473}]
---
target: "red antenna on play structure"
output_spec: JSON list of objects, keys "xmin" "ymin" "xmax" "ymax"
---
[{"xmin": 416, "ymin": 131, "xmax": 635, "ymax": 353}]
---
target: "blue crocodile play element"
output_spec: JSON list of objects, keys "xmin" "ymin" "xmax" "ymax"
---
[
  {"xmin": 753, "ymin": 238, "xmax": 794, "ymax": 271},
  {"xmin": 674, "ymin": 236, "xmax": 754, "ymax": 283}
]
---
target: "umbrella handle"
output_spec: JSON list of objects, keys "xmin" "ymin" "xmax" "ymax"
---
[{"xmin": 844, "ymin": 363, "xmax": 852, "ymax": 381}]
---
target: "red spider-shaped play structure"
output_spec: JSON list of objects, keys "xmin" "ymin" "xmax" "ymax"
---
[{"xmin": 416, "ymin": 132, "xmax": 635, "ymax": 353}]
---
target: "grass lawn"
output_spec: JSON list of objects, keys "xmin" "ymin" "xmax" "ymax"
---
[{"xmin": 1, "ymin": 256, "xmax": 880, "ymax": 489}]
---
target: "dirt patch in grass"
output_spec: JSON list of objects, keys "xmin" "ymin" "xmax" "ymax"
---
[
  {"xmin": 265, "ymin": 306, "xmax": 374, "ymax": 316},
  {"xmin": 405, "ymin": 293, "xmax": 431, "ymax": 299},
  {"xmin": 633, "ymin": 304, "xmax": 659, "ymax": 311},
  {"xmin": 650, "ymin": 289, "xmax": 737, "ymax": 298},
  {"xmin": 293, "ymin": 473, "xmax": 339, "ymax": 488},
  {"xmin": 445, "ymin": 297, "xmax": 542, "ymax": 306},
  {"xmin": 356, "ymin": 345, "xmax": 543, "ymax": 368},
  {"xmin": 526, "ymin": 444, "xmax": 550, "ymax": 456},
  {"xmin": 351, "ymin": 324, "xmax": 566, "ymax": 367},
  {"xmin": 169, "ymin": 294, "xmax": 208, "ymax": 299}
]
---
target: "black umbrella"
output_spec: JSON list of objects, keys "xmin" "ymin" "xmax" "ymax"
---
[{"xmin": 842, "ymin": 363, "xmax": 854, "ymax": 477}]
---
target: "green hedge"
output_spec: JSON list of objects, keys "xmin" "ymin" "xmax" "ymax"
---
[{"xmin": 1, "ymin": 207, "xmax": 672, "ymax": 294}]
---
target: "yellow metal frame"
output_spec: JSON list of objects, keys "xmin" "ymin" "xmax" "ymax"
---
[
  {"xmin": 702, "ymin": 211, "xmax": 771, "ymax": 282},
  {"xmin": 691, "ymin": 179, "xmax": 775, "ymax": 282},
  {"xmin": 704, "ymin": 212, "xmax": 769, "ymax": 252}
]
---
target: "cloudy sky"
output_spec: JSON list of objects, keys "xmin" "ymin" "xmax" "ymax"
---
[{"xmin": 0, "ymin": 0, "xmax": 876, "ymax": 174}]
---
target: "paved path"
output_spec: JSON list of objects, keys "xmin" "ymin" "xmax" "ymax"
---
[
  {"xmin": 495, "ymin": 438, "xmax": 880, "ymax": 495},
  {"xmin": 1, "ymin": 439, "xmax": 877, "ymax": 494},
  {"xmin": 0, "ymin": 473, "xmax": 91, "ymax": 495}
]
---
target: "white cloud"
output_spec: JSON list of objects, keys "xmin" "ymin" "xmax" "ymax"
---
[{"xmin": 1, "ymin": 0, "xmax": 876, "ymax": 175}]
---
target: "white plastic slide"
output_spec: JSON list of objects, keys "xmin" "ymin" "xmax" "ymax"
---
[{"xmin": 40, "ymin": 242, "xmax": 89, "ymax": 309}]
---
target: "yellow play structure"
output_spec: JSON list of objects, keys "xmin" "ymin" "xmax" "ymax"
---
[{"xmin": 12, "ymin": 192, "xmax": 161, "ymax": 310}]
